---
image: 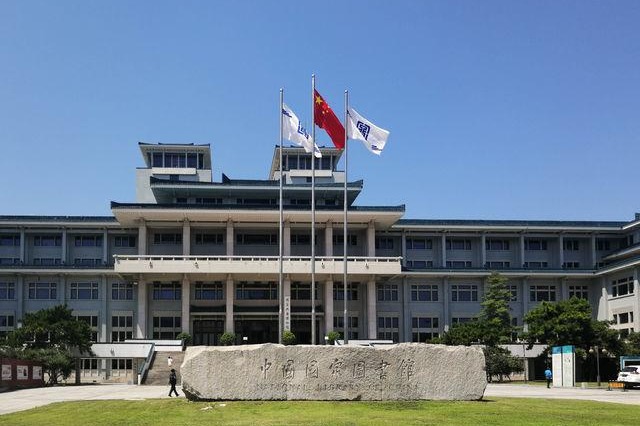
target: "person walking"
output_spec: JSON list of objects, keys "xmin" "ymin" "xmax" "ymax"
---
[
  {"xmin": 168, "ymin": 368, "xmax": 179, "ymax": 397},
  {"xmin": 544, "ymin": 367, "xmax": 552, "ymax": 388}
]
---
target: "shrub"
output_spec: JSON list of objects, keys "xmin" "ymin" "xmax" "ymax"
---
[
  {"xmin": 176, "ymin": 332, "xmax": 192, "ymax": 346},
  {"xmin": 219, "ymin": 332, "xmax": 236, "ymax": 346},
  {"xmin": 326, "ymin": 331, "xmax": 341, "ymax": 345},
  {"xmin": 282, "ymin": 330, "xmax": 296, "ymax": 346}
]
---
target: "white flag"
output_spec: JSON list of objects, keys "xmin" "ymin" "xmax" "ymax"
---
[
  {"xmin": 347, "ymin": 107, "xmax": 390, "ymax": 155},
  {"xmin": 282, "ymin": 103, "xmax": 321, "ymax": 158}
]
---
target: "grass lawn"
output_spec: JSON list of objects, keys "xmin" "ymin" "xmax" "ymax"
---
[{"xmin": 1, "ymin": 398, "xmax": 639, "ymax": 426}]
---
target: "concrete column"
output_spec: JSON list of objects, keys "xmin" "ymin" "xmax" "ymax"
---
[
  {"xmin": 522, "ymin": 278, "xmax": 529, "ymax": 314},
  {"xmin": 591, "ymin": 234, "xmax": 597, "ymax": 268},
  {"xmin": 16, "ymin": 275, "xmax": 24, "ymax": 323},
  {"xmin": 443, "ymin": 277, "xmax": 450, "ymax": 331},
  {"xmin": 401, "ymin": 230, "xmax": 407, "ymax": 268},
  {"xmin": 102, "ymin": 230, "xmax": 109, "ymax": 265},
  {"xmin": 402, "ymin": 277, "xmax": 411, "ymax": 341},
  {"xmin": 597, "ymin": 276, "xmax": 609, "ymax": 321},
  {"xmin": 324, "ymin": 279, "xmax": 334, "ymax": 336},
  {"xmin": 634, "ymin": 268, "xmax": 640, "ymax": 332},
  {"xmin": 441, "ymin": 234, "xmax": 447, "ymax": 267},
  {"xmin": 480, "ymin": 234, "xmax": 486, "ymax": 268},
  {"xmin": 324, "ymin": 222, "xmax": 333, "ymax": 257},
  {"xmin": 100, "ymin": 275, "xmax": 108, "ymax": 342},
  {"xmin": 138, "ymin": 221, "xmax": 147, "ymax": 256},
  {"xmin": 181, "ymin": 276, "xmax": 191, "ymax": 333},
  {"xmin": 182, "ymin": 221, "xmax": 191, "ymax": 256},
  {"xmin": 519, "ymin": 234, "xmax": 526, "ymax": 267},
  {"xmin": 58, "ymin": 275, "xmax": 66, "ymax": 304},
  {"xmin": 560, "ymin": 278, "xmax": 568, "ymax": 301},
  {"xmin": 136, "ymin": 279, "xmax": 147, "ymax": 338},
  {"xmin": 367, "ymin": 220, "xmax": 375, "ymax": 257},
  {"xmin": 61, "ymin": 228, "xmax": 67, "ymax": 265},
  {"xmin": 283, "ymin": 221, "xmax": 291, "ymax": 257},
  {"xmin": 19, "ymin": 229, "xmax": 26, "ymax": 263},
  {"xmin": 226, "ymin": 220, "xmax": 234, "ymax": 256},
  {"xmin": 367, "ymin": 280, "xmax": 377, "ymax": 339},
  {"xmin": 225, "ymin": 276, "xmax": 234, "ymax": 333},
  {"xmin": 559, "ymin": 235, "xmax": 565, "ymax": 269}
]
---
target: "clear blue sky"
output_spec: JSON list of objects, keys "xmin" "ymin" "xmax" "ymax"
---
[{"xmin": 1, "ymin": 1, "xmax": 639, "ymax": 221}]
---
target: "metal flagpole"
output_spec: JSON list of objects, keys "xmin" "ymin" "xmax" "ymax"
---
[
  {"xmin": 310, "ymin": 75, "xmax": 317, "ymax": 345},
  {"xmin": 278, "ymin": 88, "xmax": 284, "ymax": 344},
  {"xmin": 343, "ymin": 90, "xmax": 349, "ymax": 344}
]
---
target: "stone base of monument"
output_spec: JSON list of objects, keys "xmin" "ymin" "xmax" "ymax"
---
[{"xmin": 180, "ymin": 343, "xmax": 486, "ymax": 401}]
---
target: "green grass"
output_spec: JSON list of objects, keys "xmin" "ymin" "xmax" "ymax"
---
[{"xmin": 1, "ymin": 398, "xmax": 639, "ymax": 426}]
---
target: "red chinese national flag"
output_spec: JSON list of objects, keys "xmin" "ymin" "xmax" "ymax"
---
[{"xmin": 314, "ymin": 89, "xmax": 345, "ymax": 149}]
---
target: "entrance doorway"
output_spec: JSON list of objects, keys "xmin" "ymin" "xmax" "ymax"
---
[
  {"xmin": 193, "ymin": 318, "xmax": 225, "ymax": 346},
  {"xmin": 291, "ymin": 317, "xmax": 322, "ymax": 344},
  {"xmin": 235, "ymin": 316, "xmax": 278, "ymax": 344}
]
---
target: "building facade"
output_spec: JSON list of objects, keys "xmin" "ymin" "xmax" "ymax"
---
[{"xmin": 2, "ymin": 142, "xmax": 640, "ymax": 351}]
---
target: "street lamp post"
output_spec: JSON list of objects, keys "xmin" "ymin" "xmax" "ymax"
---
[{"xmin": 589, "ymin": 346, "xmax": 603, "ymax": 387}]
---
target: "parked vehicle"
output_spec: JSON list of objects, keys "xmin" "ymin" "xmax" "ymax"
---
[{"xmin": 617, "ymin": 366, "xmax": 640, "ymax": 387}]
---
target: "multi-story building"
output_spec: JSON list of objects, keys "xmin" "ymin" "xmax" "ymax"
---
[{"xmin": 2, "ymin": 142, "xmax": 640, "ymax": 354}]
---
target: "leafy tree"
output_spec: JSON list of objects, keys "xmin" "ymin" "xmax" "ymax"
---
[
  {"xmin": 432, "ymin": 321, "xmax": 483, "ymax": 346},
  {"xmin": 623, "ymin": 332, "xmax": 640, "ymax": 355},
  {"xmin": 484, "ymin": 346, "xmax": 524, "ymax": 382},
  {"xmin": 218, "ymin": 332, "xmax": 236, "ymax": 346},
  {"xmin": 5, "ymin": 305, "xmax": 93, "ymax": 384},
  {"xmin": 479, "ymin": 272, "xmax": 514, "ymax": 346}
]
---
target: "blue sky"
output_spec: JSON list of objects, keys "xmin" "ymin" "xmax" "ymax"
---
[{"xmin": 1, "ymin": 1, "xmax": 639, "ymax": 221}]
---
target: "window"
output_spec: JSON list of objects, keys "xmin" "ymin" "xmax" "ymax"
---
[
  {"xmin": 406, "ymin": 237, "xmax": 432, "ymax": 250},
  {"xmin": 612, "ymin": 277, "xmax": 634, "ymax": 297},
  {"xmin": 486, "ymin": 239, "xmax": 510, "ymax": 251},
  {"xmin": 291, "ymin": 234, "xmax": 311, "ymax": 245},
  {"xmin": 75, "ymin": 315, "xmax": 98, "ymax": 341},
  {"xmin": 0, "ymin": 235, "xmax": 20, "ymax": 246},
  {"xmin": 411, "ymin": 284, "xmax": 438, "ymax": 302},
  {"xmin": 112, "ymin": 283, "xmax": 134, "ymax": 300},
  {"xmin": 0, "ymin": 282, "xmax": 15, "ymax": 300},
  {"xmin": 568, "ymin": 285, "xmax": 588, "ymax": 299},
  {"xmin": 152, "ymin": 282, "xmax": 181, "ymax": 300},
  {"xmin": 111, "ymin": 315, "xmax": 133, "ymax": 342},
  {"xmin": 74, "ymin": 236, "xmax": 103, "ymax": 247},
  {"xmin": 563, "ymin": 262, "xmax": 580, "ymax": 269},
  {"xmin": 486, "ymin": 261, "xmax": 510, "ymax": 269},
  {"xmin": 236, "ymin": 282, "xmax": 277, "ymax": 300},
  {"xmin": 530, "ymin": 285, "xmax": 557, "ymax": 302},
  {"xmin": 152, "ymin": 316, "xmax": 182, "ymax": 339},
  {"xmin": 237, "ymin": 198, "xmax": 277, "ymax": 205},
  {"xmin": 194, "ymin": 282, "xmax": 223, "ymax": 300},
  {"xmin": 0, "ymin": 258, "xmax": 20, "ymax": 265},
  {"xmin": 333, "ymin": 235, "xmax": 358, "ymax": 246},
  {"xmin": 525, "ymin": 240, "xmax": 547, "ymax": 251},
  {"xmin": 153, "ymin": 233, "xmax": 182, "ymax": 245},
  {"xmin": 33, "ymin": 258, "xmax": 62, "ymax": 266},
  {"xmin": 563, "ymin": 239, "xmax": 580, "ymax": 251},
  {"xmin": 523, "ymin": 261, "xmax": 548, "ymax": 269},
  {"xmin": 290, "ymin": 282, "xmax": 319, "ymax": 300},
  {"xmin": 411, "ymin": 316, "xmax": 439, "ymax": 342},
  {"xmin": 507, "ymin": 285, "xmax": 518, "ymax": 301},
  {"xmin": 33, "ymin": 236, "xmax": 62, "ymax": 246},
  {"xmin": 446, "ymin": 239, "xmax": 471, "ymax": 250},
  {"xmin": 616, "ymin": 312, "xmax": 634, "ymax": 325},
  {"xmin": 70, "ymin": 282, "xmax": 99, "ymax": 300},
  {"xmin": 406, "ymin": 260, "xmax": 433, "ymax": 269},
  {"xmin": 236, "ymin": 234, "xmax": 277, "ymax": 245},
  {"xmin": 73, "ymin": 258, "xmax": 102, "ymax": 266},
  {"xmin": 446, "ymin": 261, "xmax": 473, "ymax": 268},
  {"xmin": 0, "ymin": 315, "xmax": 15, "ymax": 328},
  {"xmin": 28, "ymin": 282, "xmax": 57, "ymax": 299},
  {"xmin": 114, "ymin": 236, "xmax": 136, "ymax": 247},
  {"xmin": 375, "ymin": 237, "xmax": 394, "ymax": 250},
  {"xmin": 333, "ymin": 283, "xmax": 359, "ymax": 300},
  {"xmin": 452, "ymin": 317, "xmax": 475, "ymax": 324},
  {"xmin": 377, "ymin": 284, "xmax": 398, "ymax": 301},
  {"xmin": 596, "ymin": 239, "xmax": 611, "ymax": 251},
  {"xmin": 165, "ymin": 152, "xmax": 186, "ymax": 168},
  {"xmin": 111, "ymin": 358, "xmax": 133, "ymax": 373},
  {"xmin": 377, "ymin": 315, "xmax": 400, "ymax": 342},
  {"xmin": 195, "ymin": 197, "xmax": 222, "ymax": 205},
  {"xmin": 451, "ymin": 284, "xmax": 478, "ymax": 302},
  {"xmin": 333, "ymin": 316, "xmax": 359, "ymax": 340},
  {"xmin": 195, "ymin": 233, "xmax": 223, "ymax": 245},
  {"xmin": 289, "ymin": 199, "xmax": 310, "ymax": 206}
]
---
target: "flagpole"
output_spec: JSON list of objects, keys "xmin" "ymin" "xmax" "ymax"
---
[
  {"xmin": 311, "ymin": 75, "xmax": 317, "ymax": 345},
  {"xmin": 343, "ymin": 89, "xmax": 349, "ymax": 344},
  {"xmin": 278, "ymin": 88, "xmax": 284, "ymax": 344}
]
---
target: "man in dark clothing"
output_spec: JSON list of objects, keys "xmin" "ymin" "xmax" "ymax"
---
[{"xmin": 168, "ymin": 368, "xmax": 179, "ymax": 397}]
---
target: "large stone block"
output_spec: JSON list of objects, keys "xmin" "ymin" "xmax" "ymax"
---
[{"xmin": 181, "ymin": 343, "xmax": 486, "ymax": 401}]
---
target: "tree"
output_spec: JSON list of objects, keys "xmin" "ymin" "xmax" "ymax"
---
[
  {"xmin": 5, "ymin": 305, "xmax": 93, "ymax": 384},
  {"xmin": 623, "ymin": 332, "xmax": 640, "ymax": 355},
  {"xmin": 479, "ymin": 272, "xmax": 514, "ymax": 346},
  {"xmin": 523, "ymin": 297, "xmax": 624, "ymax": 356},
  {"xmin": 484, "ymin": 346, "xmax": 524, "ymax": 382}
]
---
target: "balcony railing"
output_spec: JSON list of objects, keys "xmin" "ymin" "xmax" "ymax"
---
[{"xmin": 113, "ymin": 255, "xmax": 402, "ymax": 276}]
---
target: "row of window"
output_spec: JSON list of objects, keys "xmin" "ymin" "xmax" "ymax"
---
[{"xmin": 612, "ymin": 277, "xmax": 634, "ymax": 298}]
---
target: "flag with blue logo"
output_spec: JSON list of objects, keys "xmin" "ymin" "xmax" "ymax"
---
[
  {"xmin": 282, "ymin": 103, "xmax": 322, "ymax": 158},
  {"xmin": 347, "ymin": 107, "xmax": 390, "ymax": 155}
]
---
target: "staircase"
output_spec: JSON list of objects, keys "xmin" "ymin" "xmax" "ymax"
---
[{"xmin": 144, "ymin": 351, "xmax": 185, "ymax": 385}]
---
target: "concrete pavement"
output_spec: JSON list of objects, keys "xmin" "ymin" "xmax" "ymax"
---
[{"xmin": 1, "ymin": 383, "xmax": 639, "ymax": 416}]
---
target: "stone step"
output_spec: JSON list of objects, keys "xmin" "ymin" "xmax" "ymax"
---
[{"xmin": 144, "ymin": 351, "xmax": 185, "ymax": 385}]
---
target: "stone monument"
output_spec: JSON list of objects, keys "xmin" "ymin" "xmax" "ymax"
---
[{"xmin": 180, "ymin": 343, "xmax": 486, "ymax": 401}]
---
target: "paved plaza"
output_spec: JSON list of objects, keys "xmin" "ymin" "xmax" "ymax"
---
[{"xmin": 1, "ymin": 383, "xmax": 639, "ymax": 416}]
